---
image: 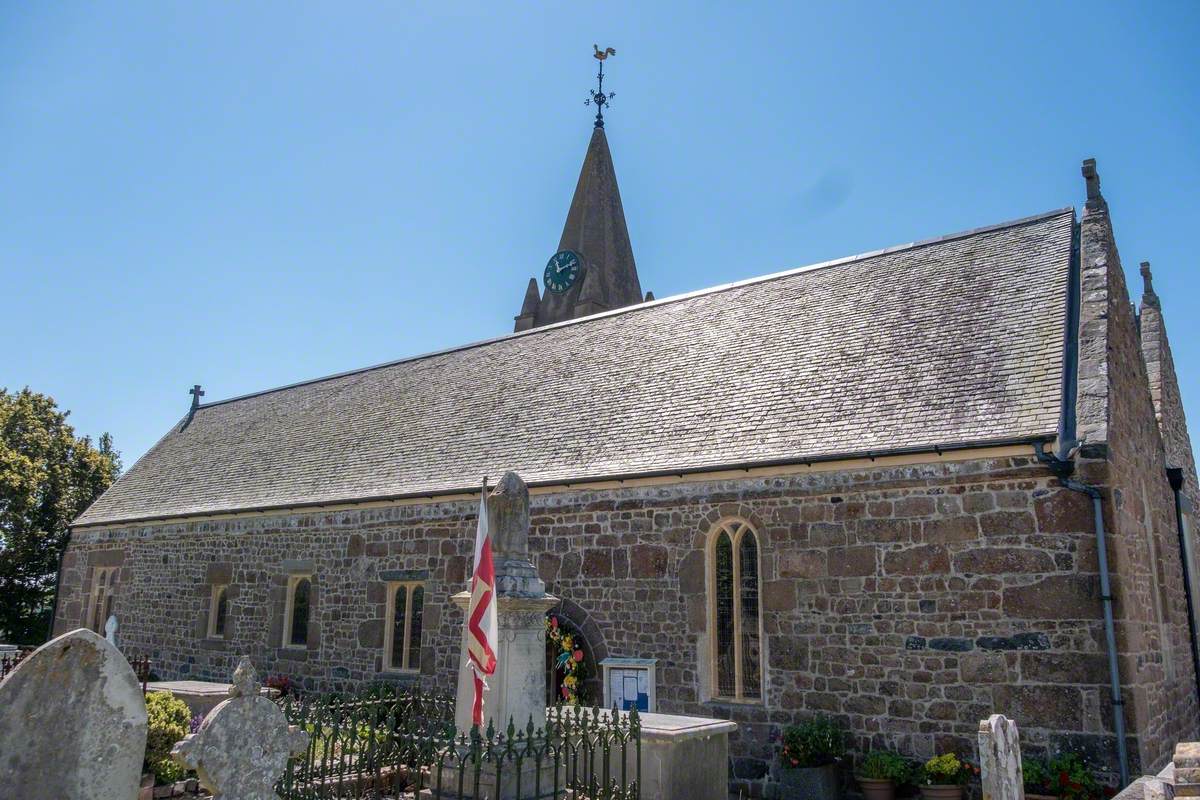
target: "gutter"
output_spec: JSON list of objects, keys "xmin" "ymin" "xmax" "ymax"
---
[
  {"xmin": 1166, "ymin": 467, "xmax": 1200, "ymax": 710},
  {"xmin": 1055, "ymin": 219, "xmax": 1082, "ymax": 458},
  {"xmin": 1036, "ymin": 443, "xmax": 1129, "ymax": 786},
  {"xmin": 73, "ymin": 433, "xmax": 1055, "ymax": 530}
]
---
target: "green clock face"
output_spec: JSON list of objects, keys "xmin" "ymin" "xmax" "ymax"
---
[{"xmin": 544, "ymin": 250, "xmax": 582, "ymax": 294}]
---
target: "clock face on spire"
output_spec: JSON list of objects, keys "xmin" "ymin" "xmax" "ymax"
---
[{"xmin": 543, "ymin": 250, "xmax": 582, "ymax": 294}]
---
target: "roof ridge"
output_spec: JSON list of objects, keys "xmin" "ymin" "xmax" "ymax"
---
[{"xmin": 196, "ymin": 206, "xmax": 1075, "ymax": 410}]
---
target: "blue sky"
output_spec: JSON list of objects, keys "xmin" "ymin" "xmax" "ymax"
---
[{"xmin": 3, "ymin": 2, "xmax": 1198, "ymax": 468}]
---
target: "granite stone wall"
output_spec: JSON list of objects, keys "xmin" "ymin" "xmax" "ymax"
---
[
  {"xmin": 1076, "ymin": 194, "xmax": 1200, "ymax": 777},
  {"xmin": 58, "ymin": 455, "xmax": 1149, "ymax": 794}
]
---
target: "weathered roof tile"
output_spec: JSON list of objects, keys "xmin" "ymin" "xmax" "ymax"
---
[{"xmin": 75, "ymin": 208, "xmax": 1075, "ymax": 526}]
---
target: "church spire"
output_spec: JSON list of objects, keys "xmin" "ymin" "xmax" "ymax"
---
[{"xmin": 512, "ymin": 47, "xmax": 643, "ymax": 332}]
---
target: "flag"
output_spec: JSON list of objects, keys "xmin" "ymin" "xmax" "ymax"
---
[{"xmin": 465, "ymin": 479, "xmax": 498, "ymax": 726}]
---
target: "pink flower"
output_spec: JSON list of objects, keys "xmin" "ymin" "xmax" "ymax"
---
[{"xmin": 573, "ymin": 650, "xmax": 584, "ymax": 662}]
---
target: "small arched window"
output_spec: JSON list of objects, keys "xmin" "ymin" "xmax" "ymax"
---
[
  {"xmin": 90, "ymin": 567, "xmax": 118, "ymax": 634},
  {"xmin": 208, "ymin": 585, "xmax": 229, "ymax": 638},
  {"xmin": 286, "ymin": 577, "xmax": 311, "ymax": 648},
  {"xmin": 709, "ymin": 519, "xmax": 762, "ymax": 701},
  {"xmin": 384, "ymin": 582, "xmax": 425, "ymax": 672}
]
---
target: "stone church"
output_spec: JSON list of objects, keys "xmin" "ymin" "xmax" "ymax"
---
[{"xmin": 55, "ymin": 100, "xmax": 1200, "ymax": 793}]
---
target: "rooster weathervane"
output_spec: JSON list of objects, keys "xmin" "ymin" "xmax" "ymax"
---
[{"xmin": 586, "ymin": 45, "xmax": 617, "ymax": 128}]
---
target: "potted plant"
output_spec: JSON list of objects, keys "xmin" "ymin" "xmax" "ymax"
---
[
  {"xmin": 778, "ymin": 716, "xmax": 847, "ymax": 800},
  {"xmin": 857, "ymin": 751, "xmax": 911, "ymax": 800},
  {"xmin": 918, "ymin": 753, "xmax": 975, "ymax": 800}
]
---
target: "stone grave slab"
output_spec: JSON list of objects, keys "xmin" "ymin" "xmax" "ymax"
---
[{"xmin": 147, "ymin": 679, "xmax": 279, "ymax": 717}]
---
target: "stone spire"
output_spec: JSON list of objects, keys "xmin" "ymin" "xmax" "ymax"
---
[
  {"xmin": 514, "ymin": 278, "xmax": 541, "ymax": 331},
  {"xmin": 514, "ymin": 126, "xmax": 644, "ymax": 331}
]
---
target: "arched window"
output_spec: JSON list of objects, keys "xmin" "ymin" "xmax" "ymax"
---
[
  {"xmin": 90, "ymin": 567, "xmax": 118, "ymax": 634},
  {"xmin": 208, "ymin": 585, "xmax": 229, "ymax": 638},
  {"xmin": 286, "ymin": 577, "xmax": 311, "ymax": 648},
  {"xmin": 384, "ymin": 582, "xmax": 425, "ymax": 672},
  {"xmin": 709, "ymin": 519, "xmax": 762, "ymax": 701}
]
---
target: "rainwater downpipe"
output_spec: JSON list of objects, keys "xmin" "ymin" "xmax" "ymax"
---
[
  {"xmin": 1166, "ymin": 467, "xmax": 1200, "ymax": 709},
  {"xmin": 1036, "ymin": 443, "xmax": 1130, "ymax": 786}
]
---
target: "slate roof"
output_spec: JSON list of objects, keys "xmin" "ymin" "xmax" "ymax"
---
[{"xmin": 76, "ymin": 208, "xmax": 1076, "ymax": 527}]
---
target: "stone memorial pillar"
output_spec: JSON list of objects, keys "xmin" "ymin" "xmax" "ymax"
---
[
  {"xmin": 452, "ymin": 471, "xmax": 557, "ymax": 735},
  {"xmin": 979, "ymin": 714, "xmax": 1026, "ymax": 800}
]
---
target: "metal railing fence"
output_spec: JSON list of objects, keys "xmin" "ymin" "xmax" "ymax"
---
[{"xmin": 275, "ymin": 686, "xmax": 640, "ymax": 800}]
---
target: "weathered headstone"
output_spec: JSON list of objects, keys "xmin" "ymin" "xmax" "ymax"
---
[
  {"xmin": 171, "ymin": 656, "xmax": 308, "ymax": 800},
  {"xmin": 979, "ymin": 714, "xmax": 1025, "ymax": 800},
  {"xmin": 0, "ymin": 627, "xmax": 148, "ymax": 800}
]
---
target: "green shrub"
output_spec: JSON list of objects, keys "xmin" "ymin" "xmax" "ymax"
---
[
  {"xmin": 144, "ymin": 691, "xmax": 191, "ymax": 785},
  {"xmin": 1024, "ymin": 758, "xmax": 1051, "ymax": 793},
  {"xmin": 1049, "ymin": 754, "xmax": 1100, "ymax": 800},
  {"xmin": 780, "ymin": 716, "xmax": 846, "ymax": 768},
  {"xmin": 921, "ymin": 753, "xmax": 975, "ymax": 785},
  {"xmin": 859, "ymin": 751, "xmax": 911, "ymax": 783}
]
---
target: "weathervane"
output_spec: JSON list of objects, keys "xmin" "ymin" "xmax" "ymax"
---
[{"xmin": 585, "ymin": 45, "xmax": 617, "ymax": 128}]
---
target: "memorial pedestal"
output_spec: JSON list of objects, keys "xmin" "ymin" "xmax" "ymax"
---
[{"xmin": 451, "ymin": 592, "xmax": 558, "ymax": 736}]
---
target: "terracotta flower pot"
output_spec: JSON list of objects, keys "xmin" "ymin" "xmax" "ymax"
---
[
  {"xmin": 858, "ymin": 776, "xmax": 895, "ymax": 800},
  {"xmin": 919, "ymin": 785, "xmax": 963, "ymax": 800}
]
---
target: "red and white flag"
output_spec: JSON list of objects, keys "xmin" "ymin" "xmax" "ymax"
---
[{"xmin": 465, "ymin": 480, "xmax": 498, "ymax": 726}]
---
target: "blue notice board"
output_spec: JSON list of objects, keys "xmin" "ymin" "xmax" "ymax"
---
[{"xmin": 601, "ymin": 658, "xmax": 657, "ymax": 713}]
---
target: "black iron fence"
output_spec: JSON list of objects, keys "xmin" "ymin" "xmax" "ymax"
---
[
  {"xmin": 275, "ymin": 686, "xmax": 640, "ymax": 800},
  {"xmin": 0, "ymin": 649, "xmax": 28, "ymax": 680}
]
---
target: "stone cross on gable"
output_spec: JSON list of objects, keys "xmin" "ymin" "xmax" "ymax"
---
[
  {"xmin": 172, "ymin": 657, "xmax": 308, "ymax": 800},
  {"xmin": 189, "ymin": 385, "xmax": 205, "ymax": 410}
]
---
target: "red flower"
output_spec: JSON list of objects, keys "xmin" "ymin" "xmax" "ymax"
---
[
  {"xmin": 573, "ymin": 650, "xmax": 584, "ymax": 662},
  {"xmin": 550, "ymin": 617, "xmax": 559, "ymax": 629}
]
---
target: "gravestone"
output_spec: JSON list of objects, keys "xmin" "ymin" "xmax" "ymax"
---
[
  {"xmin": 105, "ymin": 614, "xmax": 119, "ymax": 647},
  {"xmin": 0, "ymin": 627, "xmax": 148, "ymax": 800},
  {"xmin": 979, "ymin": 714, "xmax": 1026, "ymax": 800},
  {"xmin": 172, "ymin": 656, "xmax": 308, "ymax": 800}
]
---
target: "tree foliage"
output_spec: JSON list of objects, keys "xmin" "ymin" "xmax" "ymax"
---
[{"xmin": 0, "ymin": 388, "xmax": 120, "ymax": 644}]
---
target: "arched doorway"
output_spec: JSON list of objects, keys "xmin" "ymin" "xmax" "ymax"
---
[{"xmin": 545, "ymin": 600, "xmax": 606, "ymax": 706}]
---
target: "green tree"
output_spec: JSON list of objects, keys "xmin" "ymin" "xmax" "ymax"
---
[{"xmin": 0, "ymin": 388, "xmax": 120, "ymax": 644}]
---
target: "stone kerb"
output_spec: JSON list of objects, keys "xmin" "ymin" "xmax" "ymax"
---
[
  {"xmin": 979, "ymin": 714, "xmax": 1025, "ymax": 800},
  {"xmin": 171, "ymin": 656, "xmax": 308, "ymax": 800},
  {"xmin": 1174, "ymin": 742, "xmax": 1200, "ymax": 798},
  {"xmin": 0, "ymin": 628, "xmax": 149, "ymax": 800}
]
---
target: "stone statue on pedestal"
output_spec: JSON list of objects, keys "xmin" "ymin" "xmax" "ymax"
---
[{"xmin": 450, "ymin": 471, "xmax": 558, "ymax": 798}]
